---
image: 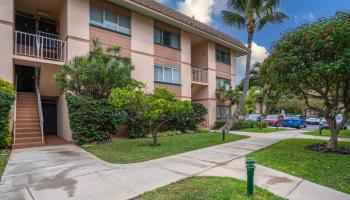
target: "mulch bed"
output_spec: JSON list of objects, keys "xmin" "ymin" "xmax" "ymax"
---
[{"xmin": 307, "ymin": 144, "xmax": 350, "ymax": 155}]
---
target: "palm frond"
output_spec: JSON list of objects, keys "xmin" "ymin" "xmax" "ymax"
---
[
  {"xmin": 264, "ymin": 0, "xmax": 282, "ymax": 9},
  {"xmin": 226, "ymin": 0, "xmax": 247, "ymax": 13},
  {"xmin": 257, "ymin": 11, "xmax": 288, "ymax": 31},
  {"xmin": 222, "ymin": 10, "xmax": 246, "ymax": 29}
]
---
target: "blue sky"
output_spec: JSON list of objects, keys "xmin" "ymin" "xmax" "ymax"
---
[{"xmin": 156, "ymin": 0, "xmax": 350, "ymax": 83}]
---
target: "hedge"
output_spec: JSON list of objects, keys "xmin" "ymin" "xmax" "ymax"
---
[
  {"xmin": 0, "ymin": 78, "xmax": 15, "ymax": 149},
  {"xmin": 66, "ymin": 94, "xmax": 120, "ymax": 145},
  {"xmin": 214, "ymin": 120, "xmax": 268, "ymax": 130}
]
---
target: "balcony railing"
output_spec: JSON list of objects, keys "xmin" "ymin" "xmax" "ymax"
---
[
  {"xmin": 192, "ymin": 68, "xmax": 208, "ymax": 84},
  {"xmin": 14, "ymin": 31, "xmax": 67, "ymax": 62}
]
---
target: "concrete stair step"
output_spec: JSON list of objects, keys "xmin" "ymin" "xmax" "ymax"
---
[
  {"xmin": 16, "ymin": 123, "xmax": 40, "ymax": 128},
  {"xmin": 12, "ymin": 142, "xmax": 45, "ymax": 149},
  {"xmin": 16, "ymin": 115, "xmax": 39, "ymax": 120},
  {"xmin": 17, "ymin": 105, "xmax": 38, "ymax": 108},
  {"xmin": 16, "ymin": 119, "xmax": 40, "ymax": 123},
  {"xmin": 17, "ymin": 111, "xmax": 39, "ymax": 116},
  {"xmin": 15, "ymin": 137, "xmax": 43, "ymax": 143},
  {"xmin": 16, "ymin": 132, "xmax": 42, "ymax": 138},
  {"xmin": 16, "ymin": 127, "xmax": 41, "ymax": 133}
]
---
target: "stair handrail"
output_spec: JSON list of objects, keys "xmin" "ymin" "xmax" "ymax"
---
[
  {"xmin": 13, "ymin": 74, "xmax": 18, "ymax": 144},
  {"xmin": 35, "ymin": 77, "xmax": 44, "ymax": 143}
]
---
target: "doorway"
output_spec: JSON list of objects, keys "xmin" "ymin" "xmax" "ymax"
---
[
  {"xmin": 15, "ymin": 66, "xmax": 36, "ymax": 93},
  {"xmin": 42, "ymin": 98, "xmax": 57, "ymax": 136}
]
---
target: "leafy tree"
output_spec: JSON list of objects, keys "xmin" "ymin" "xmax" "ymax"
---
[
  {"xmin": 268, "ymin": 12, "xmax": 350, "ymax": 148},
  {"xmin": 221, "ymin": 0, "xmax": 288, "ymax": 132},
  {"xmin": 109, "ymin": 87, "xmax": 193, "ymax": 145},
  {"xmin": 0, "ymin": 78, "xmax": 14, "ymax": 149},
  {"xmin": 54, "ymin": 38, "xmax": 134, "ymax": 99}
]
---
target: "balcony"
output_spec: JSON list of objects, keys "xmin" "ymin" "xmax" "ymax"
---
[
  {"xmin": 192, "ymin": 68, "xmax": 208, "ymax": 85},
  {"xmin": 14, "ymin": 31, "xmax": 67, "ymax": 62}
]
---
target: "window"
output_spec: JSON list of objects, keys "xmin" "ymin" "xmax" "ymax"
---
[
  {"xmin": 216, "ymin": 49, "xmax": 231, "ymax": 65},
  {"xmin": 90, "ymin": 5, "xmax": 131, "ymax": 35},
  {"xmin": 216, "ymin": 77, "xmax": 231, "ymax": 90},
  {"xmin": 154, "ymin": 27, "xmax": 180, "ymax": 49},
  {"xmin": 154, "ymin": 65, "xmax": 181, "ymax": 85},
  {"xmin": 216, "ymin": 106, "xmax": 231, "ymax": 119}
]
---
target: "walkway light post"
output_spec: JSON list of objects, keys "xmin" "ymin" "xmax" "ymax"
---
[{"xmin": 246, "ymin": 156, "xmax": 256, "ymax": 196}]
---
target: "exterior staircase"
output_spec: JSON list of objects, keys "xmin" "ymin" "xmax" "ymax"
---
[{"xmin": 13, "ymin": 92, "xmax": 45, "ymax": 149}]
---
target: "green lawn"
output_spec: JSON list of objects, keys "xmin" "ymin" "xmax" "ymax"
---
[
  {"xmin": 136, "ymin": 176, "xmax": 285, "ymax": 200},
  {"xmin": 83, "ymin": 132, "xmax": 247, "ymax": 164},
  {"xmin": 0, "ymin": 150, "xmax": 10, "ymax": 179},
  {"xmin": 304, "ymin": 129, "xmax": 350, "ymax": 138},
  {"xmin": 238, "ymin": 127, "xmax": 289, "ymax": 133},
  {"xmin": 249, "ymin": 139, "xmax": 350, "ymax": 194}
]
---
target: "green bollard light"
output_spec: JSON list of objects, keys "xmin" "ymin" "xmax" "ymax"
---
[
  {"xmin": 222, "ymin": 129, "xmax": 225, "ymax": 141},
  {"xmin": 245, "ymin": 156, "xmax": 256, "ymax": 196}
]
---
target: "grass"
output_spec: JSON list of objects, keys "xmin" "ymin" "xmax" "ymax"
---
[
  {"xmin": 304, "ymin": 129, "xmax": 350, "ymax": 138},
  {"xmin": 0, "ymin": 150, "xmax": 10, "ymax": 179},
  {"xmin": 249, "ymin": 139, "xmax": 350, "ymax": 194},
  {"xmin": 136, "ymin": 176, "xmax": 285, "ymax": 200},
  {"xmin": 83, "ymin": 132, "xmax": 247, "ymax": 164},
  {"xmin": 238, "ymin": 127, "xmax": 289, "ymax": 133}
]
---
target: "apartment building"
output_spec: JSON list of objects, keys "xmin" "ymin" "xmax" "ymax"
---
[{"xmin": 0, "ymin": 0, "xmax": 247, "ymax": 148}]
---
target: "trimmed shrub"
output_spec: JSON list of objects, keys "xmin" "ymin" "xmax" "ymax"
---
[
  {"xmin": 214, "ymin": 120, "xmax": 226, "ymax": 129},
  {"xmin": 214, "ymin": 120, "xmax": 268, "ymax": 130},
  {"xmin": 66, "ymin": 94, "xmax": 120, "ymax": 145},
  {"xmin": 169, "ymin": 102, "xmax": 208, "ymax": 133},
  {"xmin": 231, "ymin": 120, "xmax": 268, "ymax": 130},
  {"xmin": 0, "ymin": 79, "xmax": 15, "ymax": 149}
]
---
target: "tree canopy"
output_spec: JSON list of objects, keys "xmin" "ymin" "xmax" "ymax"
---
[
  {"xmin": 54, "ymin": 38, "xmax": 134, "ymax": 99},
  {"xmin": 267, "ymin": 12, "xmax": 350, "ymax": 148}
]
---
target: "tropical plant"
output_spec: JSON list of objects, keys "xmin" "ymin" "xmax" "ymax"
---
[
  {"xmin": 54, "ymin": 38, "xmax": 134, "ymax": 99},
  {"xmin": 267, "ymin": 12, "xmax": 350, "ymax": 148},
  {"xmin": 216, "ymin": 80, "xmax": 240, "ymax": 120},
  {"xmin": 221, "ymin": 0, "xmax": 288, "ymax": 132}
]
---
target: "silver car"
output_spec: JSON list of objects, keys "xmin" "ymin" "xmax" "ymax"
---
[
  {"xmin": 319, "ymin": 114, "xmax": 347, "ymax": 129},
  {"xmin": 306, "ymin": 115, "xmax": 320, "ymax": 125}
]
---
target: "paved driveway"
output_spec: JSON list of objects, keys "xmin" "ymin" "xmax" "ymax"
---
[{"xmin": 1, "ymin": 130, "xmax": 349, "ymax": 200}]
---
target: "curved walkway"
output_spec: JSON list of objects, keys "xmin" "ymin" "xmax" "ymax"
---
[{"xmin": 0, "ymin": 130, "xmax": 349, "ymax": 200}]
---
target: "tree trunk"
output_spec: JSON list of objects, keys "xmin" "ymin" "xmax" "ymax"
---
[
  {"xmin": 151, "ymin": 129, "xmax": 158, "ymax": 146},
  {"xmin": 325, "ymin": 116, "xmax": 339, "ymax": 149},
  {"xmin": 222, "ymin": 31, "xmax": 254, "ymax": 133}
]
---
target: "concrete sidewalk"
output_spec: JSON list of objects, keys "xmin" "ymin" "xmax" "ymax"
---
[{"xmin": 1, "ymin": 130, "xmax": 349, "ymax": 200}]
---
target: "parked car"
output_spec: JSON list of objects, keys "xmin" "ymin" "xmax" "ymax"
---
[
  {"xmin": 245, "ymin": 114, "xmax": 261, "ymax": 121},
  {"xmin": 306, "ymin": 115, "xmax": 320, "ymax": 125},
  {"xmin": 319, "ymin": 114, "xmax": 347, "ymax": 129},
  {"xmin": 262, "ymin": 114, "xmax": 284, "ymax": 126},
  {"xmin": 283, "ymin": 115, "xmax": 307, "ymax": 129}
]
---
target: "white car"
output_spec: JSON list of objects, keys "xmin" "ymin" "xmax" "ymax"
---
[
  {"xmin": 245, "ymin": 114, "xmax": 261, "ymax": 121},
  {"xmin": 306, "ymin": 115, "xmax": 320, "ymax": 125}
]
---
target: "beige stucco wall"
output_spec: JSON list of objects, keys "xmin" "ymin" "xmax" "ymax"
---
[
  {"xmin": 191, "ymin": 41, "xmax": 208, "ymax": 69},
  {"xmin": 39, "ymin": 64, "xmax": 61, "ymax": 97},
  {"xmin": 0, "ymin": 0, "xmax": 14, "ymax": 83},
  {"xmin": 66, "ymin": 0, "xmax": 89, "ymax": 40},
  {"xmin": 57, "ymin": 93, "xmax": 72, "ymax": 141},
  {"xmin": 230, "ymin": 49, "xmax": 237, "ymax": 88},
  {"xmin": 131, "ymin": 11, "xmax": 154, "ymax": 90},
  {"xmin": 181, "ymin": 30, "xmax": 191, "ymax": 99},
  {"xmin": 0, "ymin": 0, "xmax": 14, "ymax": 23}
]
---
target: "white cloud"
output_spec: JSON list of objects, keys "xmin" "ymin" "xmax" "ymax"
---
[
  {"xmin": 176, "ymin": 0, "xmax": 216, "ymax": 24},
  {"xmin": 236, "ymin": 42, "xmax": 269, "ymax": 84},
  {"xmin": 294, "ymin": 12, "xmax": 316, "ymax": 24},
  {"xmin": 155, "ymin": 0, "xmax": 169, "ymax": 4}
]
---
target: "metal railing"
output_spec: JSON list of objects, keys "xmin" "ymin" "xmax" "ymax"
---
[
  {"xmin": 192, "ymin": 68, "xmax": 208, "ymax": 84},
  {"xmin": 35, "ymin": 76, "xmax": 45, "ymax": 143},
  {"xmin": 13, "ymin": 74, "xmax": 17, "ymax": 144},
  {"xmin": 14, "ymin": 31, "xmax": 67, "ymax": 62}
]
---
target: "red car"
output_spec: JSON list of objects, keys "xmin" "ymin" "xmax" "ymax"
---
[{"xmin": 262, "ymin": 114, "xmax": 285, "ymax": 126}]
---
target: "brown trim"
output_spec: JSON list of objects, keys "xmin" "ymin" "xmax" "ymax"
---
[
  {"xmin": 131, "ymin": 49, "xmax": 154, "ymax": 57},
  {"xmin": 65, "ymin": 36, "xmax": 90, "ymax": 43},
  {"xmin": 0, "ymin": 20, "xmax": 13, "ymax": 26}
]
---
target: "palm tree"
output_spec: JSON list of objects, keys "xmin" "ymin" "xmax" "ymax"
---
[{"xmin": 221, "ymin": 0, "xmax": 288, "ymax": 132}]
